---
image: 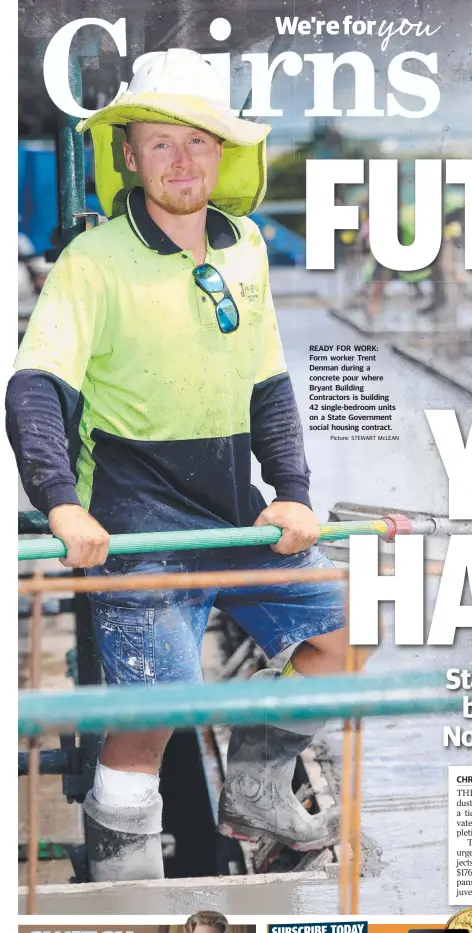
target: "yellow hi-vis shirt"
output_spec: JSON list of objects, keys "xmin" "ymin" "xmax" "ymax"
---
[{"xmin": 12, "ymin": 187, "xmax": 311, "ymax": 534}]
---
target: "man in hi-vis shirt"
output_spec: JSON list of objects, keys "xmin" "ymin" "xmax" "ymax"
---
[{"xmin": 7, "ymin": 50, "xmax": 344, "ymax": 880}]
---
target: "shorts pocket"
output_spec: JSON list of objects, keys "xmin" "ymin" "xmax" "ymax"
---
[
  {"xmin": 88, "ymin": 599, "xmax": 155, "ymax": 685},
  {"xmin": 119, "ymin": 625, "xmax": 145, "ymax": 676}
]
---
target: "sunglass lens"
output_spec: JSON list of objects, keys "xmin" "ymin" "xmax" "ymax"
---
[
  {"xmin": 216, "ymin": 298, "xmax": 239, "ymax": 333},
  {"xmin": 194, "ymin": 264, "xmax": 225, "ymax": 292}
]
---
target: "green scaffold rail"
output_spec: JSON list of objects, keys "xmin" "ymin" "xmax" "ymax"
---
[
  {"xmin": 18, "ymin": 669, "xmax": 461, "ymax": 736},
  {"xmin": 18, "ymin": 519, "xmax": 389, "ymax": 561}
]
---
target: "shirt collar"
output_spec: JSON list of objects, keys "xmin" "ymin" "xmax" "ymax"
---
[{"xmin": 126, "ymin": 186, "xmax": 239, "ymax": 254}]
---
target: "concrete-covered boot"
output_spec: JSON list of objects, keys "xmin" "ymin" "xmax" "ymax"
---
[
  {"xmin": 218, "ymin": 671, "xmax": 340, "ymax": 852},
  {"xmin": 83, "ymin": 784, "xmax": 164, "ymax": 881},
  {"xmin": 418, "ymin": 275, "xmax": 446, "ymax": 315}
]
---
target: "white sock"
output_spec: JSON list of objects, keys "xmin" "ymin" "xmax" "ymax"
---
[{"xmin": 93, "ymin": 762, "xmax": 160, "ymax": 809}]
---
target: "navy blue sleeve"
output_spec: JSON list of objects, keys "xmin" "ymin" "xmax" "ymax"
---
[
  {"xmin": 250, "ymin": 372, "xmax": 312, "ymax": 509},
  {"xmin": 5, "ymin": 369, "xmax": 81, "ymax": 515}
]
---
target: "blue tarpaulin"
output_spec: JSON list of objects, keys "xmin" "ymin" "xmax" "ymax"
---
[{"xmin": 18, "ymin": 142, "xmax": 95, "ymax": 254}]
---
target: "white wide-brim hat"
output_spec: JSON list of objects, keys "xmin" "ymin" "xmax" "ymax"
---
[{"xmin": 77, "ymin": 48, "xmax": 271, "ymax": 218}]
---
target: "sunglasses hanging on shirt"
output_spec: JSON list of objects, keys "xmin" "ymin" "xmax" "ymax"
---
[{"xmin": 193, "ymin": 263, "xmax": 240, "ymax": 334}]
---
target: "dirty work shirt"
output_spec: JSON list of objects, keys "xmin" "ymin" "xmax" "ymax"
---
[{"xmin": 7, "ymin": 186, "xmax": 311, "ymax": 536}]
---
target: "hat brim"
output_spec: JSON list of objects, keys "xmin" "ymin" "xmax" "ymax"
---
[
  {"xmin": 85, "ymin": 122, "xmax": 267, "ymax": 219},
  {"xmin": 77, "ymin": 92, "xmax": 270, "ymax": 147}
]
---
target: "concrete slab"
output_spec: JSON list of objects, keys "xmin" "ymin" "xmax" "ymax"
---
[
  {"xmin": 268, "ymin": 267, "xmax": 324, "ymax": 300},
  {"xmin": 391, "ymin": 338, "xmax": 472, "ymax": 395},
  {"xmin": 324, "ymin": 276, "xmax": 472, "ymax": 394},
  {"xmin": 327, "ymin": 304, "xmax": 471, "ymax": 339},
  {"xmin": 15, "ymin": 866, "xmax": 451, "ymax": 915}
]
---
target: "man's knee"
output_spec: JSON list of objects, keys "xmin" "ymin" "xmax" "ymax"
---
[
  {"xmin": 305, "ymin": 626, "xmax": 346, "ymax": 658},
  {"xmin": 305, "ymin": 625, "xmax": 378, "ymax": 668}
]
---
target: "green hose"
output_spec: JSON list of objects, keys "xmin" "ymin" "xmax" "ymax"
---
[{"xmin": 18, "ymin": 520, "xmax": 389, "ymax": 561}]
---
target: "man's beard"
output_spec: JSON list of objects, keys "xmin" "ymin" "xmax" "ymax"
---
[{"xmin": 152, "ymin": 180, "xmax": 209, "ymax": 215}]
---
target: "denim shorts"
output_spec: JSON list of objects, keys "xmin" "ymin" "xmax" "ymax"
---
[{"xmin": 86, "ymin": 545, "xmax": 345, "ymax": 686}]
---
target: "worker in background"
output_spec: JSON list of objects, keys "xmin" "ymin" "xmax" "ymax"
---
[
  {"xmin": 7, "ymin": 50, "xmax": 345, "ymax": 881},
  {"xmin": 365, "ymin": 203, "xmax": 466, "ymax": 320}
]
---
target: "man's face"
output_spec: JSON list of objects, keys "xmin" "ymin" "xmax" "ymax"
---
[{"xmin": 123, "ymin": 123, "xmax": 223, "ymax": 215}]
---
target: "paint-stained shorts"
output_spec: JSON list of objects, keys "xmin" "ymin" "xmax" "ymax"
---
[{"xmin": 86, "ymin": 545, "xmax": 345, "ymax": 686}]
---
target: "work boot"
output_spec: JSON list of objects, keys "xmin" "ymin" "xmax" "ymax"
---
[
  {"xmin": 218, "ymin": 671, "xmax": 340, "ymax": 852},
  {"xmin": 417, "ymin": 276, "xmax": 446, "ymax": 314},
  {"xmin": 83, "ymin": 788, "xmax": 164, "ymax": 881}
]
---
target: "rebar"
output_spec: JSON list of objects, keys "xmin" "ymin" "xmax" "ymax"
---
[
  {"xmin": 19, "ymin": 565, "xmax": 348, "ymax": 596},
  {"xmin": 26, "ymin": 577, "xmax": 42, "ymax": 915}
]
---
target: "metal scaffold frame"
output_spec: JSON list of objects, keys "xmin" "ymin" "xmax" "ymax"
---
[{"xmin": 19, "ymin": 511, "xmax": 461, "ymax": 916}]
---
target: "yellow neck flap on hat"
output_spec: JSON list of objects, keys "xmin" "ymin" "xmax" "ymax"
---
[{"xmin": 82, "ymin": 115, "xmax": 268, "ymax": 219}]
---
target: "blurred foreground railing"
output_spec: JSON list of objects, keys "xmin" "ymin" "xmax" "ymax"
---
[{"xmin": 18, "ymin": 668, "xmax": 460, "ymax": 737}]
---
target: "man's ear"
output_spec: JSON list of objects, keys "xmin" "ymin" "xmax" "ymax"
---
[
  {"xmin": 123, "ymin": 140, "xmax": 138, "ymax": 172},
  {"xmin": 217, "ymin": 139, "xmax": 223, "ymax": 161}
]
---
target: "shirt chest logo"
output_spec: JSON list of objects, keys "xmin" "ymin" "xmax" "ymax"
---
[{"xmin": 238, "ymin": 282, "xmax": 261, "ymax": 302}]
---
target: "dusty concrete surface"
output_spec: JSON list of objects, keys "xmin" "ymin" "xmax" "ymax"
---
[{"xmin": 15, "ymin": 867, "xmax": 457, "ymax": 915}]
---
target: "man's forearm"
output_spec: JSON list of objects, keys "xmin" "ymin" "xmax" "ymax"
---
[
  {"xmin": 6, "ymin": 369, "xmax": 81, "ymax": 515},
  {"xmin": 250, "ymin": 372, "xmax": 311, "ymax": 508}
]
